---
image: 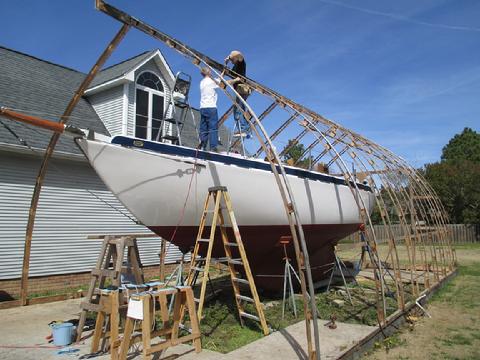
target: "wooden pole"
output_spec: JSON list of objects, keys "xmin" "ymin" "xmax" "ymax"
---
[
  {"xmin": 19, "ymin": 24, "xmax": 130, "ymax": 306},
  {"xmin": 159, "ymin": 238, "xmax": 167, "ymax": 282},
  {"xmin": 0, "ymin": 108, "xmax": 66, "ymax": 133}
]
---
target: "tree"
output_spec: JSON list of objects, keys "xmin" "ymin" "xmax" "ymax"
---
[
  {"xmin": 441, "ymin": 127, "xmax": 480, "ymax": 163},
  {"xmin": 424, "ymin": 127, "xmax": 480, "ymax": 224},
  {"xmin": 282, "ymin": 139, "xmax": 312, "ymax": 169}
]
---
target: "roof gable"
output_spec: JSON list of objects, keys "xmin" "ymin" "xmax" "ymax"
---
[{"xmin": 86, "ymin": 49, "xmax": 175, "ymax": 95}]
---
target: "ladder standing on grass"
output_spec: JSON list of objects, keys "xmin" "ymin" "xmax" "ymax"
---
[{"xmin": 186, "ymin": 186, "xmax": 269, "ymax": 335}]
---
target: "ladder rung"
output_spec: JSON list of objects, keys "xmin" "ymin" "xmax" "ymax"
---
[
  {"xmin": 80, "ymin": 302, "xmax": 103, "ymax": 312},
  {"xmin": 161, "ymin": 135, "xmax": 179, "ymax": 141},
  {"xmin": 194, "ymin": 297, "xmax": 200, "ymax": 303},
  {"xmin": 197, "ymin": 238, "xmax": 211, "ymax": 243},
  {"xmin": 232, "ymin": 277, "xmax": 249, "ymax": 285},
  {"xmin": 228, "ymin": 258, "xmax": 243, "ymax": 265},
  {"xmin": 91, "ymin": 269, "xmax": 117, "ymax": 277},
  {"xmin": 240, "ymin": 311, "xmax": 260, "ymax": 322},
  {"xmin": 192, "ymin": 267, "xmax": 205, "ymax": 272},
  {"xmin": 204, "ymin": 206, "xmax": 226, "ymax": 213},
  {"xmin": 220, "ymin": 224, "xmax": 232, "ymax": 228},
  {"xmin": 162, "ymin": 117, "xmax": 183, "ymax": 124},
  {"xmin": 225, "ymin": 242, "xmax": 238, "ymax": 247},
  {"xmin": 236, "ymin": 294, "xmax": 254, "ymax": 303}
]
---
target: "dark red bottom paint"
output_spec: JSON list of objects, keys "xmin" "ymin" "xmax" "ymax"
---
[{"xmin": 148, "ymin": 223, "xmax": 360, "ymax": 292}]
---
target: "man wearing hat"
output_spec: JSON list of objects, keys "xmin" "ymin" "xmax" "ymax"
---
[{"xmin": 224, "ymin": 50, "xmax": 251, "ymax": 138}]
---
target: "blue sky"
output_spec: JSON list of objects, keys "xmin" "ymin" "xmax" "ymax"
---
[{"xmin": 1, "ymin": 0, "xmax": 479, "ymax": 166}]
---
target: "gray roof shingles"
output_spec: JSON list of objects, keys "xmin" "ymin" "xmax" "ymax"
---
[
  {"xmin": 0, "ymin": 46, "xmax": 109, "ymax": 155},
  {"xmin": 88, "ymin": 50, "xmax": 154, "ymax": 88}
]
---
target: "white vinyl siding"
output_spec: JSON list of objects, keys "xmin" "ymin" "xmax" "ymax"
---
[
  {"xmin": 127, "ymin": 81, "xmax": 136, "ymax": 136},
  {"xmin": 0, "ymin": 152, "xmax": 184, "ymax": 280},
  {"xmin": 88, "ymin": 85, "xmax": 124, "ymax": 136}
]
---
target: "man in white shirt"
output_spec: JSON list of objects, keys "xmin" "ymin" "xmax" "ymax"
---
[{"xmin": 199, "ymin": 67, "xmax": 219, "ymax": 151}]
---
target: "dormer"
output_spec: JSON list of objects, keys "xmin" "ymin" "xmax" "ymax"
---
[{"xmin": 85, "ymin": 49, "xmax": 176, "ymax": 141}]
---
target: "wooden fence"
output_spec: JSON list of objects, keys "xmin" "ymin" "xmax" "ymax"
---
[{"xmin": 342, "ymin": 224, "xmax": 479, "ymax": 244}]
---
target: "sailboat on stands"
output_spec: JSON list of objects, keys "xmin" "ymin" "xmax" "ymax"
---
[
  {"xmin": 77, "ymin": 133, "xmax": 374, "ymax": 291},
  {"xmin": 0, "ymin": 104, "xmax": 374, "ymax": 291}
]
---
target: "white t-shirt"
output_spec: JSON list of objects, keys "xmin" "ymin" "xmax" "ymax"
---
[{"xmin": 200, "ymin": 76, "xmax": 219, "ymax": 109}]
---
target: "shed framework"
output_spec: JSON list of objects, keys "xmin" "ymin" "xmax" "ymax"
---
[{"xmin": 7, "ymin": 1, "xmax": 456, "ymax": 360}]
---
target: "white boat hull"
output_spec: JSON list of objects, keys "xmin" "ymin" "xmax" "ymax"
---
[{"xmin": 76, "ymin": 136, "xmax": 374, "ymax": 290}]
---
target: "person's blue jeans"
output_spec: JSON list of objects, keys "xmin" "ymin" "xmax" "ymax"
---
[
  {"xmin": 200, "ymin": 107, "xmax": 218, "ymax": 150},
  {"xmin": 234, "ymin": 96, "xmax": 250, "ymax": 133}
]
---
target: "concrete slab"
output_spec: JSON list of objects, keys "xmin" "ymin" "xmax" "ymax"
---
[
  {"xmin": 227, "ymin": 320, "xmax": 375, "ymax": 360},
  {"xmin": 0, "ymin": 298, "xmax": 375, "ymax": 360},
  {"xmin": 0, "ymin": 298, "xmax": 219, "ymax": 360}
]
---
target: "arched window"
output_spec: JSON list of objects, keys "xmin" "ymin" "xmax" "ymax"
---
[
  {"xmin": 137, "ymin": 72, "xmax": 164, "ymax": 92},
  {"xmin": 135, "ymin": 71, "xmax": 165, "ymax": 140}
]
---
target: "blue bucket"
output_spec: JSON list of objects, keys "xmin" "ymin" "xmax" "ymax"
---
[{"xmin": 51, "ymin": 322, "xmax": 74, "ymax": 346}]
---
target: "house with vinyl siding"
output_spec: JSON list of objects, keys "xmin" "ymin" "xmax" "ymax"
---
[{"xmin": 0, "ymin": 46, "xmax": 228, "ymax": 299}]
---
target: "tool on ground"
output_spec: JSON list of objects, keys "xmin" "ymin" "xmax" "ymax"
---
[{"xmin": 324, "ymin": 314, "xmax": 337, "ymax": 330}]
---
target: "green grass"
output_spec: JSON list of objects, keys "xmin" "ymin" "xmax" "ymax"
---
[
  {"xmin": 175, "ymin": 274, "xmax": 402, "ymax": 353},
  {"xmin": 430, "ymin": 262, "xmax": 480, "ymax": 309},
  {"xmin": 26, "ymin": 284, "xmax": 89, "ymax": 300},
  {"xmin": 19, "ymin": 243, "xmax": 479, "ymax": 355},
  {"xmin": 363, "ymin": 243, "xmax": 480, "ymax": 360}
]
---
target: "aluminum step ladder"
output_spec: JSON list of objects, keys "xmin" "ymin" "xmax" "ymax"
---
[
  {"xmin": 157, "ymin": 71, "xmax": 192, "ymax": 145},
  {"xmin": 186, "ymin": 186, "xmax": 269, "ymax": 335}
]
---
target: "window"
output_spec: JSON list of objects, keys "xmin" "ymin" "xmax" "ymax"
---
[{"xmin": 135, "ymin": 71, "xmax": 166, "ymax": 140}]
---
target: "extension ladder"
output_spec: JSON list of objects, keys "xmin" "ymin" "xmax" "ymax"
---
[{"xmin": 186, "ymin": 186, "xmax": 269, "ymax": 335}]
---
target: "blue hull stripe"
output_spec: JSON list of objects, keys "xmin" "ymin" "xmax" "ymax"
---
[{"xmin": 111, "ymin": 136, "xmax": 371, "ymax": 191}]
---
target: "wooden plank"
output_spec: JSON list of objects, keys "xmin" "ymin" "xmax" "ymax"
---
[
  {"xmin": 142, "ymin": 295, "xmax": 152, "ymax": 360},
  {"xmin": 87, "ymin": 233, "xmax": 158, "ymax": 239},
  {"xmin": 118, "ymin": 317, "xmax": 134, "ymax": 360},
  {"xmin": 0, "ymin": 300, "xmax": 21, "ymax": 310},
  {"xmin": 91, "ymin": 306, "xmax": 105, "ymax": 353},
  {"xmin": 80, "ymin": 302, "xmax": 103, "ymax": 312},
  {"xmin": 110, "ymin": 292, "xmax": 120, "ymax": 360}
]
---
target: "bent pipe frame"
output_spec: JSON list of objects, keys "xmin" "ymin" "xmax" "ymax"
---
[{"xmin": 95, "ymin": 1, "xmax": 321, "ymax": 358}]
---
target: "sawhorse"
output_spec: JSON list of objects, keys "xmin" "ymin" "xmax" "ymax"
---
[{"xmin": 117, "ymin": 286, "xmax": 201, "ymax": 360}]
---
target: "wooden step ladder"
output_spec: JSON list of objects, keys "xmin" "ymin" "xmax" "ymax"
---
[
  {"xmin": 76, "ymin": 235, "xmax": 145, "ymax": 341},
  {"xmin": 187, "ymin": 186, "xmax": 269, "ymax": 335}
]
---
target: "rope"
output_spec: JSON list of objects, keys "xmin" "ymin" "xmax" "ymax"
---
[
  {"xmin": 163, "ymin": 147, "xmax": 200, "ymax": 256},
  {"xmin": 0, "ymin": 119, "xmax": 28, "ymax": 146}
]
